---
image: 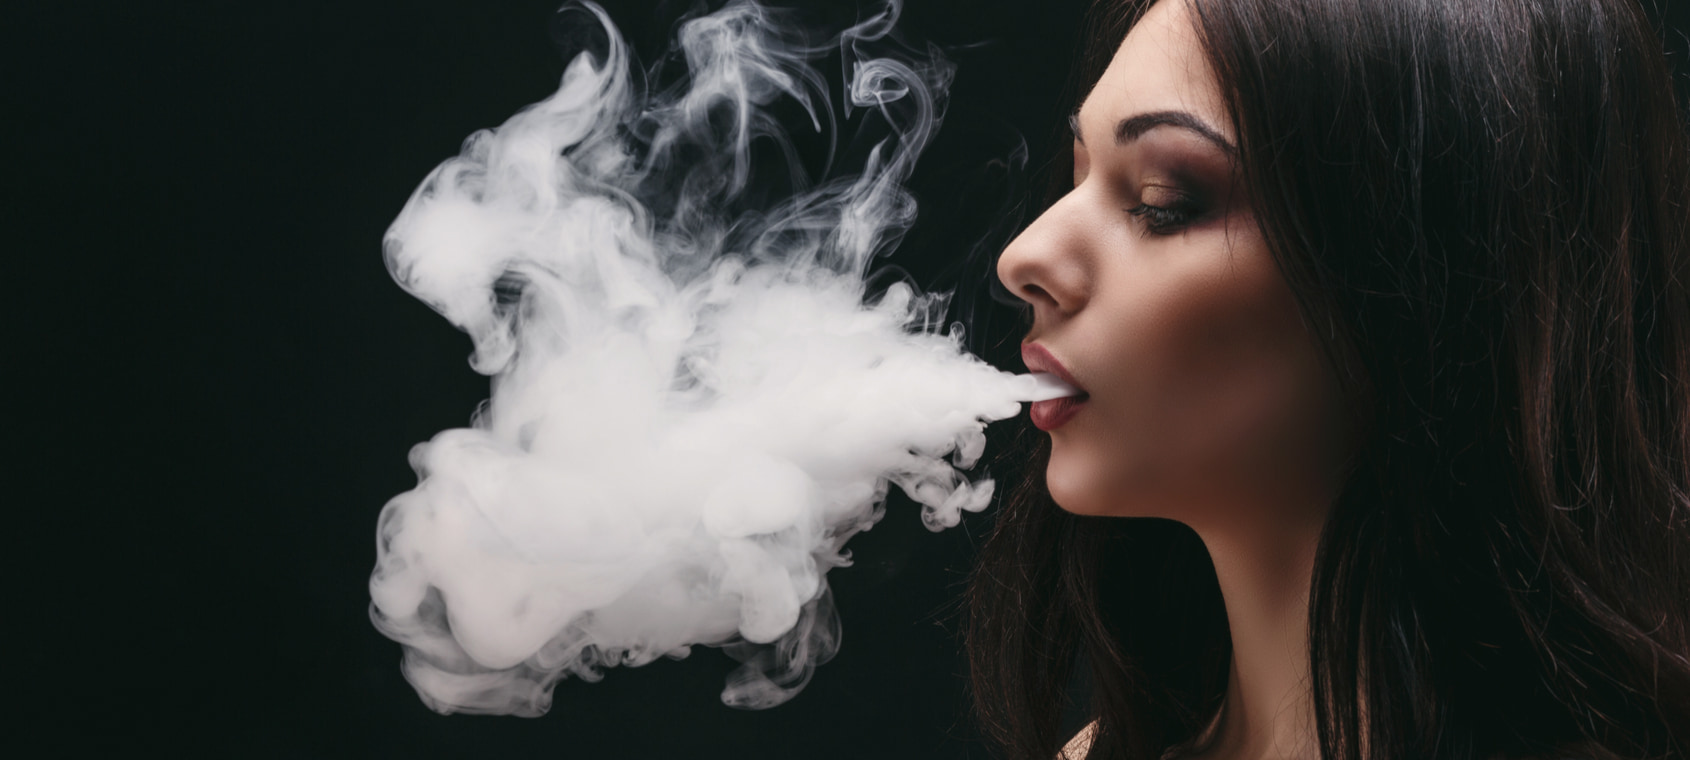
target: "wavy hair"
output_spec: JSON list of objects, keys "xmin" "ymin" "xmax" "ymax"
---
[{"xmin": 966, "ymin": 0, "xmax": 1690, "ymax": 758}]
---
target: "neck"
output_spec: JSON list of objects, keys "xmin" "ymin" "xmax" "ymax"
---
[{"xmin": 1188, "ymin": 510, "xmax": 1324, "ymax": 760}]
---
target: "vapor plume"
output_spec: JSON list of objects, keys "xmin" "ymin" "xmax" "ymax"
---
[{"xmin": 369, "ymin": 0, "xmax": 1074, "ymax": 716}]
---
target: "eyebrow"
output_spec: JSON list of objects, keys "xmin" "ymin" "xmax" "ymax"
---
[{"xmin": 1069, "ymin": 109, "xmax": 1237, "ymax": 154}]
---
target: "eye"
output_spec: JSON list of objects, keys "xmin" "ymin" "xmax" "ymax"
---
[{"xmin": 1126, "ymin": 201, "xmax": 1201, "ymax": 234}]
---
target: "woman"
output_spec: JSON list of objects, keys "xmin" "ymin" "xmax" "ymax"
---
[{"xmin": 966, "ymin": 0, "xmax": 1690, "ymax": 758}]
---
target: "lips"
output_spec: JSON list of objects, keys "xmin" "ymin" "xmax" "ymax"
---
[{"xmin": 1022, "ymin": 343, "xmax": 1089, "ymax": 431}]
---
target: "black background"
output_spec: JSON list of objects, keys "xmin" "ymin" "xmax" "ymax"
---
[{"xmin": 11, "ymin": 1, "xmax": 1688, "ymax": 758}]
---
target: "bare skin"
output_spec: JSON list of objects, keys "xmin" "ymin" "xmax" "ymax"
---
[{"xmin": 998, "ymin": 2, "xmax": 1347, "ymax": 759}]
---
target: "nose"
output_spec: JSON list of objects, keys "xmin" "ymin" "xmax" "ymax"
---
[{"xmin": 996, "ymin": 194, "xmax": 1092, "ymax": 320}]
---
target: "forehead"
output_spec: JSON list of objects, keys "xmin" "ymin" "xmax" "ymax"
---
[{"xmin": 1077, "ymin": 0, "xmax": 1232, "ymax": 142}]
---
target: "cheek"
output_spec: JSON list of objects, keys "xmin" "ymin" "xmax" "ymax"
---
[
  {"xmin": 1071, "ymin": 233, "xmax": 1338, "ymax": 515},
  {"xmin": 1156, "ymin": 253, "xmax": 1312, "ymax": 426}
]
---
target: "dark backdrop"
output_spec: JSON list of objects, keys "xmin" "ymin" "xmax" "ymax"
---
[
  {"xmin": 11, "ymin": 1, "xmax": 1085, "ymax": 758},
  {"xmin": 11, "ymin": 1, "xmax": 1688, "ymax": 759}
]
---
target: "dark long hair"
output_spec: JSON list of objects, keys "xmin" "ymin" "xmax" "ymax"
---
[{"xmin": 966, "ymin": 0, "xmax": 1690, "ymax": 758}]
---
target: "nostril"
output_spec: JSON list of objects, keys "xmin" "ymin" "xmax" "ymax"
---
[{"xmin": 1020, "ymin": 282, "xmax": 1058, "ymax": 308}]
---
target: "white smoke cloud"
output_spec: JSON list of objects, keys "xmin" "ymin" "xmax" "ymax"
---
[{"xmin": 368, "ymin": 0, "xmax": 1075, "ymax": 717}]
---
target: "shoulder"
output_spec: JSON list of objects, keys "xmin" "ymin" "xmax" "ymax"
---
[{"xmin": 1059, "ymin": 721, "xmax": 1098, "ymax": 760}]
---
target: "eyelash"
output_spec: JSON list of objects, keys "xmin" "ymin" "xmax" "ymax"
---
[{"xmin": 1126, "ymin": 202, "xmax": 1199, "ymax": 234}]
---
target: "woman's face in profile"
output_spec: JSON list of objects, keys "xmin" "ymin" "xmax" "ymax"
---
[{"xmin": 998, "ymin": 0, "xmax": 1346, "ymax": 528}]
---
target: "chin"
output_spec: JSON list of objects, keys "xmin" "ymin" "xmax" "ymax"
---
[
  {"xmin": 1043, "ymin": 441, "xmax": 1166, "ymax": 519},
  {"xmin": 1043, "ymin": 447, "xmax": 1114, "ymax": 516}
]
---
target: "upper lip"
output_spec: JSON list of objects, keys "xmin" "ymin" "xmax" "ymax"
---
[{"xmin": 1021, "ymin": 343, "xmax": 1088, "ymax": 395}]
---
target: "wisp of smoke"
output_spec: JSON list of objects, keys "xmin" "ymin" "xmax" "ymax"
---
[{"xmin": 369, "ymin": 0, "xmax": 1076, "ymax": 717}]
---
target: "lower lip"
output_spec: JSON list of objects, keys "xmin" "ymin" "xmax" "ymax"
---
[{"xmin": 1030, "ymin": 395, "xmax": 1088, "ymax": 431}]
